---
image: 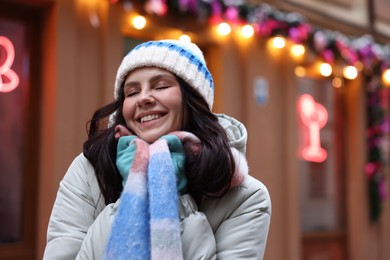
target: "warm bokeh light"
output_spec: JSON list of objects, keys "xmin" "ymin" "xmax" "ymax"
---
[
  {"xmin": 354, "ymin": 61, "xmax": 364, "ymax": 72},
  {"xmin": 295, "ymin": 66, "xmax": 306, "ymax": 77},
  {"xmin": 216, "ymin": 22, "xmax": 231, "ymax": 36},
  {"xmin": 179, "ymin": 34, "xmax": 191, "ymax": 43},
  {"xmin": 132, "ymin": 15, "xmax": 146, "ymax": 30},
  {"xmin": 319, "ymin": 62, "xmax": 332, "ymax": 77},
  {"xmin": 332, "ymin": 77, "xmax": 343, "ymax": 88},
  {"xmin": 290, "ymin": 44, "xmax": 305, "ymax": 58},
  {"xmin": 272, "ymin": 36, "xmax": 286, "ymax": 49},
  {"xmin": 382, "ymin": 69, "xmax": 390, "ymax": 85},
  {"xmin": 241, "ymin": 24, "xmax": 254, "ymax": 38},
  {"xmin": 343, "ymin": 65, "xmax": 358, "ymax": 80}
]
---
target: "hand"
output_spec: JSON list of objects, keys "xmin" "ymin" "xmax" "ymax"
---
[{"xmin": 114, "ymin": 125, "xmax": 133, "ymax": 139}]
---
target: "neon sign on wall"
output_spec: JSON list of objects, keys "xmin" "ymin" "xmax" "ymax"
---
[
  {"xmin": 297, "ymin": 94, "xmax": 328, "ymax": 163},
  {"xmin": 0, "ymin": 36, "xmax": 19, "ymax": 93}
]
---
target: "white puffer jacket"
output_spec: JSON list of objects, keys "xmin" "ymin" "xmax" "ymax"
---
[{"xmin": 43, "ymin": 114, "xmax": 271, "ymax": 260}]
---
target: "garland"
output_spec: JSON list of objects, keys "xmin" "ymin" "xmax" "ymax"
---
[
  {"xmin": 365, "ymin": 73, "xmax": 388, "ymax": 221},
  {"xmin": 111, "ymin": 0, "xmax": 390, "ymax": 222}
]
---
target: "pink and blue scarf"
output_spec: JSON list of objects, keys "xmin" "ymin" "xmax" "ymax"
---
[{"xmin": 104, "ymin": 131, "xmax": 201, "ymax": 260}]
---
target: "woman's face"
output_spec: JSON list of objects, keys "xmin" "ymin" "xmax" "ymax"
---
[{"xmin": 122, "ymin": 67, "xmax": 185, "ymax": 143}]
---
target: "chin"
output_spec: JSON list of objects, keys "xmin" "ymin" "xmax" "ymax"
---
[{"xmin": 141, "ymin": 135, "xmax": 160, "ymax": 144}]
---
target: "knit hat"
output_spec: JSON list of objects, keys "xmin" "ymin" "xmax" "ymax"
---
[{"xmin": 114, "ymin": 39, "xmax": 214, "ymax": 110}]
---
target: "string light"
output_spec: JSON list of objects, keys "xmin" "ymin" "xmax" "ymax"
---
[
  {"xmin": 132, "ymin": 15, "xmax": 146, "ymax": 30},
  {"xmin": 319, "ymin": 62, "xmax": 332, "ymax": 77},
  {"xmin": 332, "ymin": 77, "xmax": 343, "ymax": 88},
  {"xmin": 382, "ymin": 69, "xmax": 390, "ymax": 85},
  {"xmin": 241, "ymin": 24, "xmax": 254, "ymax": 38},
  {"xmin": 290, "ymin": 44, "xmax": 305, "ymax": 58},
  {"xmin": 272, "ymin": 36, "xmax": 286, "ymax": 49},
  {"xmin": 179, "ymin": 34, "xmax": 191, "ymax": 43},
  {"xmin": 343, "ymin": 65, "xmax": 358, "ymax": 80},
  {"xmin": 294, "ymin": 66, "xmax": 306, "ymax": 77},
  {"xmin": 216, "ymin": 22, "xmax": 231, "ymax": 36}
]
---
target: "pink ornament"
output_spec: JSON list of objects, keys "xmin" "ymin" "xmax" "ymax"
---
[
  {"xmin": 347, "ymin": 48, "xmax": 358, "ymax": 64},
  {"xmin": 297, "ymin": 23, "xmax": 311, "ymax": 41},
  {"xmin": 257, "ymin": 23, "xmax": 270, "ymax": 37},
  {"xmin": 322, "ymin": 49, "xmax": 334, "ymax": 64},
  {"xmin": 364, "ymin": 162, "xmax": 377, "ymax": 178},
  {"xmin": 313, "ymin": 31, "xmax": 328, "ymax": 51},
  {"xmin": 179, "ymin": 0, "xmax": 197, "ymax": 12},
  {"xmin": 224, "ymin": 6, "xmax": 239, "ymax": 23},
  {"xmin": 145, "ymin": 0, "xmax": 167, "ymax": 16},
  {"xmin": 288, "ymin": 24, "xmax": 310, "ymax": 43},
  {"xmin": 336, "ymin": 38, "xmax": 357, "ymax": 64},
  {"xmin": 289, "ymin": 27, "xmax": 300, "ymax": 43},
  {"xmin": 257, "ymin": 20, "xmax": 279, "ymax": 37},
  {"xmin": 211, "ymin": 0, "xmax": 222, "ymax": 17}
]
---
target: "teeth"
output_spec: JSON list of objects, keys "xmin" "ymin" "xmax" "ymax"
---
[{"xmin": 140, "ymin": 114, "xmax": 162, "ymax": 123}]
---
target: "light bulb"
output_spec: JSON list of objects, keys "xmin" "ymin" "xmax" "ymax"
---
[
  {"xmin": 291, "ymin": 44, "xmax": 305, "ymax": 58},
  {"xmin": 332, "ymin": 77, "xmax": 343, "ymax": 88},
  {"xmin": 295, "ymin": 66, "xmax": 306, "ymax": 77},
  {"xmin": 272, "ymin": 36, "xmax": 286, "ymax": 49},
  {"xmin": 132, "ymin": 15, "xmax": 146, "ymax": 30},
  {"xmin": 179, "ymin": 34, "xmax": 191, "ymax": 43},
  {"xmin": 343, "ymin": 65, "xmax": 358, "ymax": 80},
  {"xmin": 382, "ymin": 69, "xmax": 390, "ymax": 85},
  {"xmin": 319, "ymin": 62, "xmax": 332, "ymax": 77},
  {"xmin": 241, "ymin": 24, "xmax": 254, "ymax": 38},
  {"xmin": 217, "ymin": 22, "xmax": 231, "ymax": 36}
]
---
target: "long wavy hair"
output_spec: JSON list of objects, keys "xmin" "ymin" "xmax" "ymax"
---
[{"xmin": 83, "ymin": 75, "xmax": 235, "ymax": 205}]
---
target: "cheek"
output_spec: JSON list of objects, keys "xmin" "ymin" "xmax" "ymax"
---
[
  {"xmin": 171, "ymin": 98, "xmax": 186, "ymax": 127},
  {"xmin": 122, "ymin": 100, "xmax": 136, "ymax": 120}
]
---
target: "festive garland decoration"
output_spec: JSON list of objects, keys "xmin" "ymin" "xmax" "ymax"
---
[
  {"xmin": 365, "ymin": 74, "xmax": 388, "ymax": 222},
  {"xmin": 111, "ymin": 0, "xmax": 390, "ymax": 222}
]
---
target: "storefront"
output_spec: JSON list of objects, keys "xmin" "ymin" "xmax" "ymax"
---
[{"xmin": 0, "ymin": 0, "xmax": 389, "ymax": 259}]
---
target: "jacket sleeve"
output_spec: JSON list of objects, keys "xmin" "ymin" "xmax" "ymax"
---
[
  {"xmin": 202, "ymin": 176, "xmax": 271, "ymax": 260},
  {"xmin": 75, "ymin": 201, "xmax": 118, "ymax": 259},
  {"xmin": 180, "ymin": 194, "xmax": 217, "ymax": 260},
  {"xmin": 43, "ymin": 154, "xmax": 114, "ymax": 260}
]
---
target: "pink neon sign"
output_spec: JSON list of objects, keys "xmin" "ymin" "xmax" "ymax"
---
[
  {"xmin": 297, "ymin": 94, "xmax": 328, "ymax": 163},
  {"xmin": 0, "ymin": 36, "xmax": 19, "ymax": 93}
]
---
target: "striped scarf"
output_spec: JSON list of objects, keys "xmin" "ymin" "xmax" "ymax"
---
[{"xmin": 104, "ymin": 131, "xmax": 201, "ymax": 260}]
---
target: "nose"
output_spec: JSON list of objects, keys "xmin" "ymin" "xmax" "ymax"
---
[{"xmin": 136, "ymin": 90, "xmax": 155, "ymax": 107}]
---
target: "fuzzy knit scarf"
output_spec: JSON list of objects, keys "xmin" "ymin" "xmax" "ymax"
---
[
  {"xmin": 104, "ymin": 129, "xmax": 248, "ymax": 260},
  {"xmin": 104, "ymin": 131, "xmax": 200, "ymax": 260}
]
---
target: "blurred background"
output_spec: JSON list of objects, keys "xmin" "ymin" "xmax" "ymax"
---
[{"xmin": 0, "ymin": 0, "xmax": 390, "ymax": 259}]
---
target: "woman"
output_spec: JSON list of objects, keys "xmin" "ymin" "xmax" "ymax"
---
[{"xmin": 43, "ymin": 39, "xmax": 271, "ymax": 259}]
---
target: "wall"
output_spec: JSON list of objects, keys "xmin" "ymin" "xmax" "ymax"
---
[{"xmin": 37, "ymin": 0, "xmax": 123, "ymax": 258}]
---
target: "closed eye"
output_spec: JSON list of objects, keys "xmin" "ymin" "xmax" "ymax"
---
[
  {"xmin": 155, "ymin": 86, "xmax": 170, "ymax": 90},
  {"xmin": 125, "ymin": 90, "xmax": 139, "ymax": 97}
]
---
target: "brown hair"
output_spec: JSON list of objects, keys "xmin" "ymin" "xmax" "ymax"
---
[{"xmin": 83, "ymin": 76, "xmax": 235, "ymax": 205}]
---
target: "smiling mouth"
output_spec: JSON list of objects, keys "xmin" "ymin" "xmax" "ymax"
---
[{"xmin": 139, "ymin": 114, "xmax": 164, "ymax": 123}]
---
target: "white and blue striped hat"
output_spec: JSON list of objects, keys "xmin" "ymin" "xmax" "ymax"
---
[{"xmin": 114, "ymin": 39, "xmax": 214, "ymax": 110}]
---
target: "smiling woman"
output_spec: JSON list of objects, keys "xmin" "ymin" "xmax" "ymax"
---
[
  {"xmin": 43, "ymin": 39, "xmax": 272, "ymax": 260},
  {"xmin": 122, "ymin": 68, "xmax": 184, "ymax": 143}
]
